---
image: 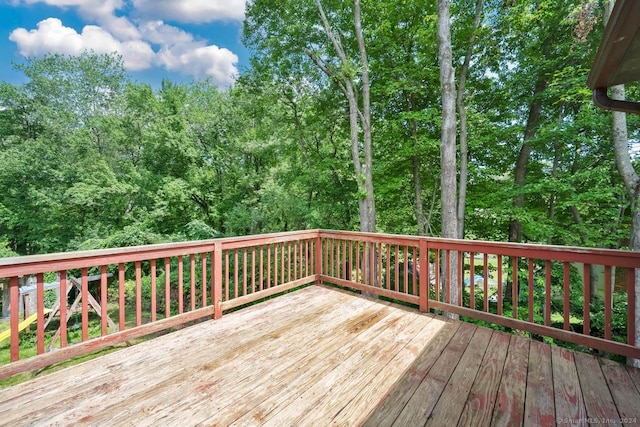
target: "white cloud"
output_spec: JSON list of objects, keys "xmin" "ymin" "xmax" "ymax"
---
[
  {"xmin": 158, "ymin": 44, "xmax": 238, "ymax": 85},
  {"xmin": 7, "ymin": 2, "xmax": 242, "ymax": 86},
  {"xmin": 95, "ymin": 15, "xmax": 140, "ymax": 41},
  {"xmin": 132, "ymin": 0, "xmax": 246, "ymax": 23},
  {"xmin": 9, "ymin": 18, "xmax": 154, "ymax": 71},
  {"xmin": 23, "ymin": 0, "xmax": 123, "ymax": 19},
  {"xmin": 143, "ymin": 21, "xmax": 238, "ymax": 85},
  {"xmin": 139, "ymin": 20, "xmax": 194, "ymax": 46},
  {"xmin": 18, "ymin": 0, "xmax": 139, "ymax": 39}
]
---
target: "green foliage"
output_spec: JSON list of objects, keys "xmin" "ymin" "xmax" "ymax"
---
[
  {"xmin": 0, "ymin": 241, "xmax": 17, "ymax": 258},
  {"xmin": 0, "ymin": 1, "xmax": 634, "ymax": 272},
  {"xmin": 590, "ymin": 293, "xmax": 629, "ymax": 344},
  {"xmin": 0, "ymin": 1, "xmax": 637, "ymax": 370}
]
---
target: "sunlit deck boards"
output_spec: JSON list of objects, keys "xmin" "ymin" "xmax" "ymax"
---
[{"xmin": 0, "ymin": 285, "xmax": 639, "ymax": 426}]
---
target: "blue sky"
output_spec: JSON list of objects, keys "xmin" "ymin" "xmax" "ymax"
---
[{"xmin": 0, "ymin": 0, "xmax": 250, "ymax": 88}]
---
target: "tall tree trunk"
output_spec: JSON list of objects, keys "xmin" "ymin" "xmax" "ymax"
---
[
  {"xmin": 611, "ymin": 80, "xmax": 640, "ymax": 369},
  {"xmin": 456, "ymin": 0, "xmax": 484, "ymax": 239},
  {"xmin": 568, "ymin": 139, "xmax": 600, "ymax": 304},
  {"xmin": 547, "ymin": 140, "xmax": 560, "ymax": 243},
  {"xmin": 312, "ymin": 0, "xmax": 375, "ymax": 233},
  {"xmin": 438, "ymin": 0, "xmax": 459, "ymax": 318},
  {"xmin": 354, "ymin": 0, "xmax": 376, "ymax": 233},
  {"xmin": 407, "ymin": 93, "xmax": 427, "ymax": 236},
  {"xmin": 282, "ymin": 92, "xmax": 316, "ymax": 207},
  {"xmin": 413, "ymin": 153, "xmax": 427, "ymax": 235},
  {"xmin": 604, "ymin": 0, "xmax": 640, "ymax": 367},
  {"xmin": 509, "ymin": 78, "xmax": 547, "ymax": 242}
]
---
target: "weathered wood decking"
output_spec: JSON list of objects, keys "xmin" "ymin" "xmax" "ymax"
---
[{"xmin": 0, "ymin": 285, "xmax": 639, "ymax": 426}]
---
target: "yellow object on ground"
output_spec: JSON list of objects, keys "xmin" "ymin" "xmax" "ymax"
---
[{"xmin": 0, "ymin": 309, "xmax": 51, "ymax": 342}]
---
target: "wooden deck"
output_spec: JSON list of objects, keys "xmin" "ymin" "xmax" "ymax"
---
[{"xmin": 0, "ymin": 285, "xmax": 639, "ymax": 426}]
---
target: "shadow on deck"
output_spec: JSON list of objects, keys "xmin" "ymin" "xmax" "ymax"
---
[{"xmin": 0, "ymin": 285, "xmax": 638, "ymax": 426}]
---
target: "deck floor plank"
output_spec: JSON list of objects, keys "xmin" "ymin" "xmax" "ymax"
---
[
  {"xmin": 391, "ymin": 321, "xmax": 478, "ymax": 426},
  {"xmin": 524, "ymin": 340, "xmax": 555, "ymax": 426},
  {"xmin": 600, "ymin": 358, "xmax": 640, "ymax": 421},
  {"xmin": 360, "ymin": 320, "xmax": 461, "ymax": 427},
  {"xmin": 1, "ymin": 286, "xmax": 356, "ymax": 426},
  {"xmin": 457, "ymin": 330, "xmax": 511, "ymax": 427},
  {"xmin": 0, "ymin": 285, "xmax": 321, "ymax": 411},
  {"xmin": 425, "ymin": 326, "xmax": 494, "ymax": 426},
  {"xmin": 490, "ymin": 334, "xmax": 530, "ymax": 427},
  {"xmin": 627, "ymin": 364, "xmax": 640, "ymax": 393},
  {"xmin": 552, "ymin": 346, "xmax": 588, "ymax": 426},
  {"xmin": 330, "ymin": 315, "xmax": 452, "ymax": 426},
  {"xmin": 269, "ymin": 308, "xmax": 435, "ymax": 426},
  {"xmin": 0, "ymin": 285, "xmax": 638, "ymax": 427},
  {"xmin": 54, "ymin": 288, "xmax": 378, "ymax": 426},
  {"xmin": 189, "ymin": 304, "xmax": 405, "ymax": 425},
  {"xmin": 574, "ymin": 351, "xmax": 621, "ymax": 425}
]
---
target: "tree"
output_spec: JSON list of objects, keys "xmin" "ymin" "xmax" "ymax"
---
[
  {"xmin": 244, "ymin": 0, "xmax": 376, "ymax": 232},
  {"xmin": 438, "ymin": 0, "xmax": 460, "ymax": 316},
  {"xmin": 305, "ymin": 0, "xmax": 376, "ymax": 232},
  {"xmin": 366, "ymin": 0, "xmax": 440, "ymax": 236},
  {"xmin": 603, "ymin": 0, "xmax": 640, "ymax": 368},
  {"xmin": 456, "ymin": 0, "xmax": 484, "ymax": 239},
  {"xmin": 0, "ymin": 53, "xmax": 131, "ymax": 253}
]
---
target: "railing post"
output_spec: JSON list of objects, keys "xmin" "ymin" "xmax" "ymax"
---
[
  {"xmin": 628, "ymin": 268, "xmax": 636, "ymax": 347},
  {"xmin": 81, "ymin": 268, "xmax": 89, "ymax": 341},
  {"xmin": 315, "ymin": 233, "xmax": 322, "ymax": 285},
  {"xmin": 10, "ymin": 276, "xmax": 19, "ymax": 362},
  {"xmin": 419, "ymin": 239, "xmax": 429, "ymax": 312},
  {"xmin": 36, "ymin": 272, "xmax": 44, "ymax": 355},
  {"xmin": 213, "ymin": 242, "xmax": 223, "ymax": 319}
]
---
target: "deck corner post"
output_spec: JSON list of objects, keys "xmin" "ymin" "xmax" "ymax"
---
[
  {"xmin": 315, "ymin": 233, "xmax": 322, "ymax": 285},
  {"xmin": 628, "ymin": 268, "xmax": 636, "ymax": 348},
  {"xmin": 213, "ymin": 242, "xmax": 223, "ymax": 320},
  {"xmin": 419, "ymin": 239, "xmax": 429, "ymax": 312}
]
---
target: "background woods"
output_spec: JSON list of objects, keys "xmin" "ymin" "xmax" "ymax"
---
[
  {"xmin": 0, "ymin": 0, "xmax": 636, "ymax": 259},
  {"xmin": 0, "ymin": 0, "xmax": 639, "ymax": 368}
]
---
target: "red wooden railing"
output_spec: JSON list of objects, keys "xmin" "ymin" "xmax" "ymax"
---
[
  {"xmin": 318, "ymin": 230, "xmax": 640, "ymax": 360},
  {"xmin": 1, "ymin": 229, "xmax": 639, "ymax": 381},
  {"xmin": 0, "ymin": 231, "xmax": 318, "ymax": 380}
]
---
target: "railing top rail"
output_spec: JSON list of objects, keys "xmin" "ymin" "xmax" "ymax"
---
[
  {"xmin": 318, "ymin": 230, "xmax": 640, "ymax": 267},
  {"xmin": 318, "ymin": 230, "xmax": 420, "ymax": 246},
  {"xmin": 3, "ymin": 228, "xmax": 640, "ymax": 278},
  {"xmin": 0, "ymin": 230, "xmax": 321, "ymax": 278}
]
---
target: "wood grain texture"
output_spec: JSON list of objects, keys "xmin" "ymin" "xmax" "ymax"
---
[
  {"xmin": 524, "ymin": 340, "xmax": 555, "ymax": 426},
  {"xmin": 627, "ymin": 364, "xmax": 640, "ymax": 393},
  {"xmin": 491, "ymin": 334, "xmax": 530, "ymax": 427},
  {"xmin": 600, "ymin": 357, "xmax": 640, "ymax": 420},
  {"xmin": 361, "ymin": 320, "xmax": 461, "ymax": 426},
  {"xmin": 392, "ymin": 321, "xmax": 478, "ymax": 426},
  {"xmin": 0, "ymin": 285, "xmax": 638, "ymax": 427},
  {"xmin": 574, "ymin": 351, "xmax": 620, "ymax": 425},
  {"xmin": 457, "ymin": 330, "xmax": 511, "ymax": 427},
  {"xmin": 425, "ymin": 326, "xmax": 493, "ymax": 426},
  {"xmin": 552, "ymin": 345, "xmax": 587, "ymax": 426}
]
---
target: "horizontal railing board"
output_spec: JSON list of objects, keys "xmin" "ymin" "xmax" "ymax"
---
[
  {"xmin": 428, "ymin": 300, "xmax": 640, "ymax": 360},
  {"xmin": 4, "ymin": 229, "xmax": 639, "ymax": 278},
  {"xmin": 318, "ymin": 230, "xmax": 420, "ymax": 248},
  {"xmin": 221, "ymin": 276, "xmax": 316, "ymax": 311},
  {"xmin": 319, "ymin": 275, "xmax": 420, "ymax": 306},
  {"xmin": 221, "ymin": 231, "xmax": 318, "ymax": 250},
  {"xmin": 0, "ymin": 230, "xmax": 321, "ymax": 278},
  {"xmin": 320, "ymin": 230, "xmax": 640, "ymax": 268}
]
